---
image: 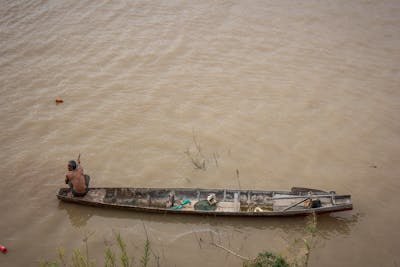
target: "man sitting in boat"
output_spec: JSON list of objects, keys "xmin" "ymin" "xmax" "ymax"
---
[{"xmin": 65, "ymin": 160, "xmax": 90, "ymax": 197}]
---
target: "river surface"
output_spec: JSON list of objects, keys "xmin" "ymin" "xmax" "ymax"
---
[{"xmin": 1, "ymin": 1, "xmax": 400, "ymax": 266}]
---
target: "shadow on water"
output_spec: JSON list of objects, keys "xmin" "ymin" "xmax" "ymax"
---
[{"xmin": 58, "ymin": 201, "xmax": 360, "ymax": 239}]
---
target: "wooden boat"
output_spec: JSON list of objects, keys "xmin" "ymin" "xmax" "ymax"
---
[{"xmin": 57, "ymin": 187, "xmax": 352, "ymax": 216}]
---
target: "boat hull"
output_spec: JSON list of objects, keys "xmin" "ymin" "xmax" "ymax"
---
[{"xmin": 57, "ymin": 187, "xmax": 353, "ymax": 217}]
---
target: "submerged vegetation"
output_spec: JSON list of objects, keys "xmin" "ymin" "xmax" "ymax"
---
[
  {"xmin": 243, "ymin": 251, "xmax": 289, "ymax": 267},
  {"xmin": 40, "ymin": 213, "xmax": 318, "ymax": 267},
  {"xmin": 206, "ymin": 213, "xmax": 319, "ymax": 267},
  {"xmin": 242, "ymin": 212, "xmax": 318, "ymax": 267},
  {"xmin": 184, "ymin": 130, "xmax": 220, "ymax": 170},
  {"xmin": 39, "ymin": 233, "xmax": 151, "ymax": 267},
  {"xmin": 184, "ymin": 131, "xmax": 207, "ymax": 170}
]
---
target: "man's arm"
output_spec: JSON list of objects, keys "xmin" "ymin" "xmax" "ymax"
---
[{"xmin": 65, "ymin": 172, "xmax": 71, "ymax": 184}]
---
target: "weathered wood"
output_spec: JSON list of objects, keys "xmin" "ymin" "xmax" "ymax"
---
[{"xmin": 57, "ymin": 187, "xmax": 353, "ymax": 217}]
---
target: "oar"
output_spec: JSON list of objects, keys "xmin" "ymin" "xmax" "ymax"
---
[{"xmin": 282, "ymin": 198, "xmax": 311, "ymax": 211}]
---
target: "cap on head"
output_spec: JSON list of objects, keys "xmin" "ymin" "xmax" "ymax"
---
[{"xmin": 68, "ymin": 160, "xmax": 77, "ymax": 170}]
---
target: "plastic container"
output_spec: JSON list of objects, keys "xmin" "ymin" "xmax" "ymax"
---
[{"xmin": 180, "ymin": 199, "xmax": 191, "ymax": 205}]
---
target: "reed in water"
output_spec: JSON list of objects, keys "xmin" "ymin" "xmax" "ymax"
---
[{"xmin": 38, "ymin": 233, "xmax": 153, "ymax": 267}]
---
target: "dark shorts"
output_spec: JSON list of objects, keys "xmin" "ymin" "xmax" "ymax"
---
[{"xmin": 72, "ymin": 188, "xmax": 89, "ymax": 197}]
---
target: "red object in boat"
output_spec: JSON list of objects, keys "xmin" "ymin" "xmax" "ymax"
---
[{"xmin": 0, "ymin": 244, "xmax": 7, "ymax": 253}]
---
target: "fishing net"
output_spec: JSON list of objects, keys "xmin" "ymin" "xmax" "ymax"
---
[{"xmin": 194, "ymin": 200, "xmax": 217, "ymax": 211}]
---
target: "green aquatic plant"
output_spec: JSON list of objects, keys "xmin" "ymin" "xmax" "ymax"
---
[
  {"xmin": 104, "ymin": 247, "xmax": 117, "ymax": 267},
  {"xmin": 115, "ymin": 233, "xmax": 131, "ymax": 267},
  {"xmin": 302, "ymin": 212, "xmax": 317, "ymax": 266},
  {"xmin": 244, "ymin": 212, "xmax": 319, "ymax": 267},
  {"xmin": 243, "ymin": 251, "xmax": 289, "ymax": 267},
  {"xmin": 71, "ymin": 248, "xmax": 94, "ymax": 267},
  {"xmin": 139, "ymin": 239, "xmax": 150, "ymax": 267},
  {"xmin": 38, "ymin": 233, "xmax": 151, "ymax": 267},
  {"xmin": 39, "ymin": 260, "xmax": 60, "ymax": 267},
  {"xmin": 305, "ymin": 212, "xmax": 317, "ymax": 235}
]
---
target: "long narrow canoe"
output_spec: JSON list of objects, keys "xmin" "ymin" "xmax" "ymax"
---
[{"xmin": 57, "ymin": 187, "xmax": 352, "ymax": 216}]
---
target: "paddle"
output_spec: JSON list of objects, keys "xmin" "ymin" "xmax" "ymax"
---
[{"xmin": 282, "ymin": 198, "xmax": 311, "ymax": 212}]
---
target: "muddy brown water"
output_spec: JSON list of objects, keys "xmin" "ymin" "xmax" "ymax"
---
[{"xmin": 1, "ymin": 1, "xmax": 400, "ymax": 266}]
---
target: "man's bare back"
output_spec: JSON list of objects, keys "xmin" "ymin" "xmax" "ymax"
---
[{"xmin": 65, "ymin": 160, "xmax": 87, "ymax": 194}]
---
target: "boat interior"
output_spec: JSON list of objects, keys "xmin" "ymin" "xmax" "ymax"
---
[{"xmin": 58, "ymin": 187, "xmax": 352, "ymax": 213}]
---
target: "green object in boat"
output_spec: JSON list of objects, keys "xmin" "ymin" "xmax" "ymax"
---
[{"xmin": 181, "ymin": 199, "xmax": 191, "ymax": 205}]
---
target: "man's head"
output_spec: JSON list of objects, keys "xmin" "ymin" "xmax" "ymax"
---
[{"xmin": 68, "ymin": 160, "xmax": 77, "ymax": 171}]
